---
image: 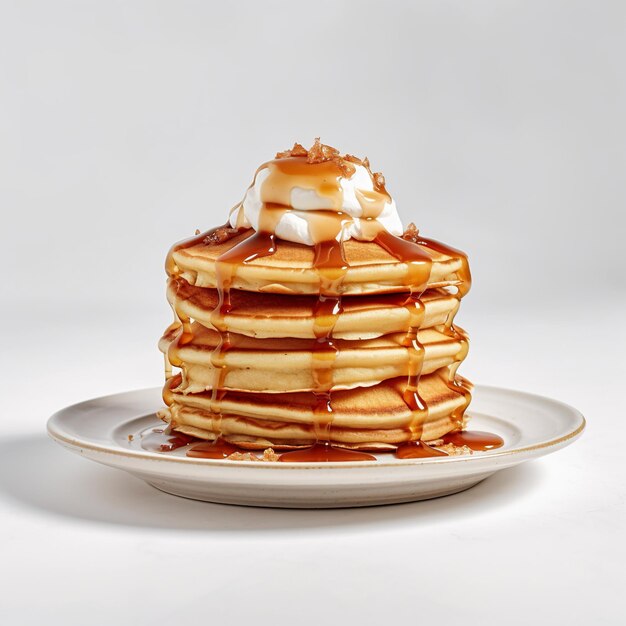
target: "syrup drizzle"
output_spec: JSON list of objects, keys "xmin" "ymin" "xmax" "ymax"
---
[
  {"xmin": 276, "ymin": 165, "xmax": 375, "ymax": 461},
  {"xmin": 441, "ymin": 430, "xmax": 504, "ymax": 451},
  {"xmin": 138, "ymin": 426, "xmax": 502, "ymax": 459},
  {"xmin": 279, "ymin": 442, "xmax": 376, "ymax": 463},
  {"xmin": 139, "ymin": 424, "xmax": 259, "ymax": 459},
  {"xmin": 208, "ymin": 229, "xmax": 278, "ymax": 443},
  {"xmin": 371, "ymin": 229, "xmax": 436, "ymax": 453},
  {"xmin": 163, "ymin": 224, "xmax": 244, "ymax": 382},
  {"xmin": 140, "ymin": 427, "xmax": 196, "ymax": 452},
  {"xmin": 186, "ymin": 438, "xmax": 241, "ymax": 459},
  {"xmin": 395, "ymin": 441, "xmax": 448, "ymax": 459},
  {"xmin": 160, "ymin": 153, "xmax": 494, "ymax": 461},
  {"xmin": 417, "ymin": 235, "xmax": 473, "ymax": 432}
]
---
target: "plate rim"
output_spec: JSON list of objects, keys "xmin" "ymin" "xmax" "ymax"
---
[{"xmin": 47, "ymin": 384, "xmax": 585, "ymax": 470}]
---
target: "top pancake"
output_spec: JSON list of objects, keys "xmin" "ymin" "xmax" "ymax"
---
[{"xmin": 169, "ymin": 228, "xmax": 469, "ymax": 296}]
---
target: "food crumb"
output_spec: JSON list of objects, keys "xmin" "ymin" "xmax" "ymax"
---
[
  {"xmin": 402, "ymin": 222, "xmax": 420, "ymax": 243},
  {"xmin": 226, "ymin": 448, "xmax": 281, "ymax": 462},
  {"xmin": 262, "ymin": 448, "xmax": 280, "ymax": 462},
  {"xmin": 436, "ymin": 443, "xmax": 473, "ymax": 456},
  {"xmin": 227, "ymin": 452, "xmax": 260, "ymax": 462},
  {"xmin": 204, "ymin": 226, "xmax": 241, "ymax": 245}
]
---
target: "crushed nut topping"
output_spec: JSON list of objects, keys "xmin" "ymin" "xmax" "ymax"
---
[
  {"xmin": 344, "ymin": 154, "xmax": 364, "ymax": 165},
  {"xmin": 306, "ymin": 137, "xmax": 340, "ymax": 163},
  {"xmin": 227, "ymin": 451, "xmax": 261, "ymax": 462},
  {"xmin": 223, "ymin": 443, "xmax": 471, "ymax": 461},
  {"xmin": 226, "ymin": 448, "xmax": 281, "ymax": 462},
  {"xmin": 434, "ymin": 443, "xmax": 473, "ymax": 456},
  {"xmin": 262, "ymin": 448, "xmax": 281, "ymax": 462},
  {"xmin": 274, "ymin": 138, "xmax": 390, "ymax": 182},
  {"xmin": 373, "ymin": 172, "xmax": 386, "ymax": 189},
  {"xmin": 203, "ymin": 226, "xmax": 241, "ymax": 245},
  {"xmin": 402, "ymin": 222, "xmax": 421, "ymax": 243},
  {"xmin": 426, "ymin": 439, "xmax": 473, "ymax": 456},
  {"xmin": 276, "ymin": 142, "xmax": 308, "ymax": 158},
  {"xmin": 336, "ymin": 160, "xmax": 357, "ymax": 177}
]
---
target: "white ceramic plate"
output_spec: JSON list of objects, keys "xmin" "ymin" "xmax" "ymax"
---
[{"xmin": 47, "ymin": 385, "xmax": 584, "ymax": 509}]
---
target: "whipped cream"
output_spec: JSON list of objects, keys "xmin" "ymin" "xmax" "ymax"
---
[{"xmin": 229, "ymin": 160, "xmax": 403, "ymax": 246}]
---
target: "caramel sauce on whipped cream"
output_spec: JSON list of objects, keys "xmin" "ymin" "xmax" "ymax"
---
[{"xmin": 154, "ymin": 139, "xmax": 502, "ymax": 462}]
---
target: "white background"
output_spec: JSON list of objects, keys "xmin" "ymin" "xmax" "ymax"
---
[{"xmin": 0, "ymin": 1, "xmax": 624, "ymax": 625}]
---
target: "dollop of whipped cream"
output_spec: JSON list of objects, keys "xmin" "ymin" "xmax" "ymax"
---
[{"xmin": 229, "ymin": 140, "xmax": 403, "ymax": 246}]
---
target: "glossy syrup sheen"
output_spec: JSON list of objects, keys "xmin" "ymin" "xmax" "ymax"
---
[
  {"xmin": 279, "ymin": 442, "xmax": 376, "ymax": 463},
  {"xmin": 395, "ymin": 441, "xmax": 448, "ymax": 459},
  {"xmin": 186, "ymin": 438, "xmax": 242, "ymax": 459},
  {"xmin": 441, "ymin": 430, "xmax": 504, "ymax": 451},
  {"xmin": 140, "ymin": 428, "xmax": 196, "ymax": 452},
  {"xmin": 157, "ymin": 155, "xmax": 500, "ymax": 462}
]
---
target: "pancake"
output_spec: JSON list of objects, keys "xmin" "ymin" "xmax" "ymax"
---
[
  {"xmin": 160, "ymin": 322, "xmax": 468, "ymax": 393},
  {"xmin": 169, "ymin": 227, "xmax": 469, "ymax": 296},
  {"xmin": 167, "ymin": 277, "xmax": 460, "ymax": 339},
  {"xmin": 161, "ymin": 371, "xmax": 472, "ymax": 450},
  {"xmin": 156, "ymin": 143, "xmax": 475, "ymax": 459}
]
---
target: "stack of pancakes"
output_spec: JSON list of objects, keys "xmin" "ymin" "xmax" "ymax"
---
[{"xmin": 159, "ymin": 226, "xmax": 472, "ymax": 452}]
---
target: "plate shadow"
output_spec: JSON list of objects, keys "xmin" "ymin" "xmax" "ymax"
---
[{"xmin": 0, "ymin": 434, "xmax": 545, "ymax": 533}]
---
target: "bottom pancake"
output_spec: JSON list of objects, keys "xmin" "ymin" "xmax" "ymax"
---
[{"xmin": 160, "ymin": 370, "xmax": 472, "ymax": 450}]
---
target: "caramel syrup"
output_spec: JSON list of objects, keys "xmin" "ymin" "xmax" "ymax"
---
[
  {"xmin": 259, "ymin": 157, "xmax": 346, "ymax": 210},
  {"xmin": 139, "ymin": 425, "xmax": 253, "ymax": 459},
  {"xmin": 208, "ymin": 232, "xmax": 277, "ymax": 437},
  {"xmin": 417, "ymin": 235, "xmax": 472, "ymax": 429},
  {"xmin": 279, "ymin": 442, "xmax": 376, "ymax": 462},
  {"xmin": 370, "ymin": 229, "xmax": 435, "ymax": 449},
  {"xmin": 399, "ymin": 231, "xmax": 473, "ymax": 434},
  {"xmin": 441, "ymin": 430, "xmax": 504, "ymax": 451},
  {"xmin": 247, "ymin": 158, "xmax": 357, "ymax": 458},
  {"xmin": 395, "ymin": 441, "xmax": 448, "ymax": 459},
  {"xmin": 163, "ymin": 224, "xmax": 245, "ymax": 380},
  {"xmin": 140, "ymin": 427, "xmax": 196, "ymax": 452},
  {"xmin": 186, "ymin": 438, "xmax": 242, "ymax": 459},
  {"xmin": 160, "ymin": 155, "xmax": 484, "ymax": 461},
  {"xmin": 309, "ymin": 237, "xmax": 346, "ymax": 445}
]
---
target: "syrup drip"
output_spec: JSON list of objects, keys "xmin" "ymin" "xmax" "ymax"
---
[
  {"xmin": 355, "ymin": 188, "xmax": 388, "ymax": 218},
  {"xmin": 309, "ymin": 238, "xmax": 346, "ymax": 444},
  {"xmin": 370, "ymin": 229, "xmax": 435, "ymax": 449},
  {"xmin": 163, "ymin": 224, "xmax": 244, "ymax": 381},
  {"xmin": 232, "ymin": 159, "xmax": 350, "ymax": 458},
  {"xmin": 282, "ymin": 234, "xmax": 366, "ymax": 458},
  {"xmin": 164, "ymin": 224, "xmax": 243, "ymax": 281},
  {"xmin": 418, "ymin": 236, "xmax": 472, "ymax": 431},
  {"xmin": 259, "ymin": 157, "xmax": 345, "ymax": 210},
  {"xmin": 436, "ymin": 325, "xmax": 472, "ymax": 431},
  {"xmin": 374, "ymin": 230, "xmax": 433, "ymax": 287},
  {"xmin": 279, "ymin": 442, "xmax": 376, "ymax": 462},
  {"xmin": 160, "ymin": 155, "xmax": 482, "ymax": 461},
  {"xmin": 139, "ymin": 425, "xmax": 256, "ymax": 459},
  {"xmin": 208, "ymin": 231, "xmax": 277, "ymax": 438},
  {"xmin": 165, "ymin": 286, "xmax": 194, "ymax": 372},
  {"xmin": 441, "ymin": 430, "xmax": 504, "ymax": 451},
  {"xmin": 400, "ymin": 293, "xmax": 428, "ymax": 440},
  {"xmin": 258, "ymin": 158, "xmax": 375, "ymax": 460},
  {"xmin": 395, "ymin": 441, "xmax": 448, "ymax": 459},
  {"xmin": 140, "ymin": 427, "xmax": 196, "ymax": 452},
  {"xmin": 186, "ymin": 438, "xmax": 241, "ymax": 459},
  {"xmin": 382, "ymin": 230, "xmax": 473, "ymax": 438}
]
